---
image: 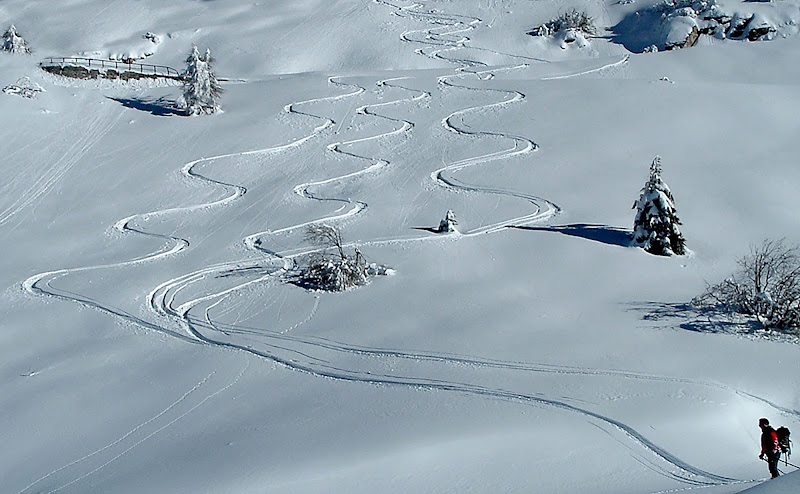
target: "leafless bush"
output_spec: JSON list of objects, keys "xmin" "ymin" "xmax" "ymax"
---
[
  {"xmin": 531, "ymin": 9, "xmax": 597, "ymax": 37},
  {"xmin": 289, "ymin": 224, "xmax": 368, "ymax": 292},
  {"xmin": 694, "ymin": 239, "xmax": 800, "ymax": 332}
]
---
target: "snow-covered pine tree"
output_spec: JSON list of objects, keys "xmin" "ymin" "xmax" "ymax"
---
[
  {"xmin": 181, "ymin": 45, "xmax": 222, "ymax": 115},
  {"xmin": 632, "ymin": 156, "xmax": 686, "ymax": 256},
  {"xmin": 2, "ymin": 25, "xmax": 32, "ymax": 54}
]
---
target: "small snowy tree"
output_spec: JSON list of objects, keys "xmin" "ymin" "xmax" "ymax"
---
[
  {"xmin": 438, "ymin": 210, "xmax": 458, "ymax": 233},
  {"xmin": 181, "ymin": 45, "xmax": 222, "ymax": 116},
  {"xmin": 632, "ymin": 156, "xmax": 686, "ymax": 256},
  {"xmin": 2, "ymin": 25, "xmax": 32, "ymax": 54}
]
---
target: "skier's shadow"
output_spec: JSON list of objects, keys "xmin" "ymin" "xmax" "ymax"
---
[
  {"xmin": 108, "ymin": 96, "xmax": 184, "ymax": 116},
  {"xmin": 511, "ymin": 223, "xmax": 633, "ymax": 247}
]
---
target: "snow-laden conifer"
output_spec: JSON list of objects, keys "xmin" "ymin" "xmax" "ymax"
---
[
  {"xmin": 632, "ymin": 156, "xmax": 686, "ymax": 256},
  {"xmin": 2, "ymin": 25, "xmax": 32, "ymax": 54},
  {"xmin": 181, "ymin": 45, "xmax": 222, "ymax": 116}
]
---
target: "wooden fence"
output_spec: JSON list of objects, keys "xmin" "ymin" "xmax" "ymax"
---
[{"xmin": 39, "ymin": 57, "xmax": 182, "ymax": 79}]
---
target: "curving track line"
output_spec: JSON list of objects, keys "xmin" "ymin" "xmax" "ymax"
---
[
  {"xmin": 23, "ymin": 82, "xmax": 361, "ymax": 340},
  {"xmin": 146, "ymin": 1, "xmax": 784, "ymax": 489},
  {"xmin": 157, "ymin": 288, "xmax": 752, "ymax": 487},
  {"xmin": 20, "ymin": 1, "xmax": 784, "ymax": 491}
]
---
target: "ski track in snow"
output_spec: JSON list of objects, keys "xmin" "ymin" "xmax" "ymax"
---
[
  {"xmin": 18, "ymin": 0, "xmax": 787, "ymax": 490},
  {"xmin": 147, "ymin": 0, "xmax": 778, "ymax": 488},
  {"xmin": 16, "ymin": 362, "xmax": 251, "ymax": 494},
  {"xmin": 0, "ymin": 108, "xmax": 124, "ymax": 231},
  {"xmin": 22, "ymin": 81, "xmax": 354, "ymax": 343}
]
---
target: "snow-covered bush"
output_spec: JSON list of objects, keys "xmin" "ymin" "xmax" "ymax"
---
[
  {"xmin": 632, "ymin": 156, "xmax": 686, "ymax": 256},
  {"xmin": 438, "ymin": 210, "xmax": 458, "ymax": 233},
  {"xmin": 3, "ymin": 76, "xmax": 44, "ymax": 98},
  {"xmin": 290, "ymin": 224, "xmax": 369, "ymax": 292},
  {"xmin": 2, "ymin": 25, "xmax": 31, "ymax": 54},
  {"xmin": 530, "ymin": 9, "xmax": 597, "ymax": 49},
  {"xmin": 694, "ymin": 239, "xmax": 800, "ymax": 332},
  {"xmin": 531, "ymin": 9, "xmax": 597, "ymax": 37},
  {"xmin": 181, "ymin": 45, "xmax": 222, "ymax": 116}
]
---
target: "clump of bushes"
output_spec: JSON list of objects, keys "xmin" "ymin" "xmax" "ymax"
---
[
  {"xmin": 530, "ymin": 9, "xmax": 597, "ymax": 37},
  {"xmin": 694, "ymin": 239, "xmax": 800, "ymax": 333},
  {"xmin": 289, "ymin": 224, "xmax": 369, "ymax": 292}
]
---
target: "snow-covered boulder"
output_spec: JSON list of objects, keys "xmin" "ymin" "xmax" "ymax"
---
[
  {"xmin": 744, "ymin": 13, "xmax": 777, "ymax": 41},
  {"xmin": 612, "ymin": 0, "xmax": 780, "ymax": 52},
  {"xmin": 664, "ymin": 15, "xmax": 701, "ymax": 50}
]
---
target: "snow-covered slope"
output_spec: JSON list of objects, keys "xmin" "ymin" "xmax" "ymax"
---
[{"xmin": 2, "ymin": 1, "xmax": 800, "ymax": 493}]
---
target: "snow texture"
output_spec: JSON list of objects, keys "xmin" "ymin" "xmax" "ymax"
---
[{"xmin": 1, "ymin": 0, "xmax": 800, "ymax": 493}]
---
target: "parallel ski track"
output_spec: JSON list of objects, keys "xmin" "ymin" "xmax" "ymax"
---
[
  {"xmin": 16, "ymin": 362, "xmax": 251, "ymax": 494},
  {"xmin": 19, "ymin": 0, "xmax": 785, "ymax": 491},
  {"xmin": 0, "ymin": 108, "xmax": 124, "ymax": 230},
  {"xmin": 152, "ymin": 75, "xmax": 435, "ymax": 324},
  {"xmin": 149, "ymin": 1, "xmax": 781, "ymax": 489},
  {"xmin": 378, "ymin": 0, "xmax": 563, "ymax": 232},
  {"xmin": 270, "ymin": 76, "xmax": 419, "ymax": 237},
  {"xmin": 23, "ymin": 83, "xmax": 358, "ymax": 342}
]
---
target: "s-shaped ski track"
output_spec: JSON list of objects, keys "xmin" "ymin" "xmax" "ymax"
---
[{"xmin": 23, "ymin": 81, "xmax": 362, "ymax": 342}]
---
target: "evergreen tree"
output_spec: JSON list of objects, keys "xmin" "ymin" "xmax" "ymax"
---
[
  {"xmin": 2, "ymin": 25, "xmax": 31, "ymax": 54},
  {"xmin": 632, "ymin": 156, "xmax": 686, "ymax": 256},
  {"xmin": 181, "ymin": 45, "xmax": 222, "ymax": 115}
]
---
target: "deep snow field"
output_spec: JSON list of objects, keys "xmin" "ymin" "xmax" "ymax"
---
[{"xmin": 2, "ymin": 0, "xmax": 800, "ymax": 492}]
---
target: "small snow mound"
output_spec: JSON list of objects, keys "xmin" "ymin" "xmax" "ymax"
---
[{"xmin": 368, "ymin": 263, "xmax": 395, "ymax": 276}]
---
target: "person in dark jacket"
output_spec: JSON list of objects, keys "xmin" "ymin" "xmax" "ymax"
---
[{"xmin": 759, "ymin": 417, "xmax": 780, "ymax": 478}]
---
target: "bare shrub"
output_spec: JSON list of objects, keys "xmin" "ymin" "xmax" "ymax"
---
[
  {"xmin": 694, "ymin": 239, "xmax": 800, "ymax": 332},
  {"xmin": 289, "ymin": 224, "xmax": 368, "ymax": 292}
]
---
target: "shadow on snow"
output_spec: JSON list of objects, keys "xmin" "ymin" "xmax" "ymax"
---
[
  {"xmin": 108, "ymin": 96, "xmax": 184, "ymax": 116},
  {"xmin": 511, "ymin": 223, "xmax": 633, "ymax": 248},
  {"xmin": 627, "ymin": 302, "xmax": 799, "ymax": 342},
  {"xmin": 607, "ymin": 10, "xmax": 664, "ymax": 53}
]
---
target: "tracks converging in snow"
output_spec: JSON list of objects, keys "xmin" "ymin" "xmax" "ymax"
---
[{"xmin": 19, "ymin": 0, "xmax": 789, "ymax": 491}]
